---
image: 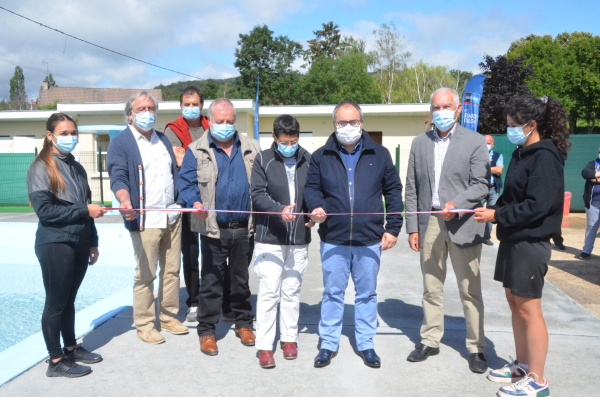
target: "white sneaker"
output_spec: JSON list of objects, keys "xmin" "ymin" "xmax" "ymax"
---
[
  {"xmin": 186, "ymin": 307, "xmax": 198, "ymax": 323},
  {"xmin": 497, "ymin": 373, "xmax": 550, "ymax": 397},
  {"xmin": 487, "ymin": 356, "xmax": 527, "ymax": 383}
]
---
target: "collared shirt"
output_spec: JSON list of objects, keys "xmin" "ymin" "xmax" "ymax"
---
[
  {"xmin": 489, "ymin": 149, "xmax": 504, "ymax": 185},
  {"xmin": 130, "ymin": 125, "xmax": 180, "ymax": 228},
  {"xmin": 432, "ymin": 125, "xmax": 455, "ymax": 208},
  {"xmin": 209, "ymin": 133, "xmax": 251, "ymax": 225},
  {"xmin": 282, "ymin": 156, "xmax": 297, "ymax": 205},
  {"xmin": 337, "ymin": 139, "xmax": 363, "ymax": 210}
]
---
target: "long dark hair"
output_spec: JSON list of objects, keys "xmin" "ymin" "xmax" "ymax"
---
[
  {"xmin": 505, "ymin": 95, "xmax": 571, "ymax": 155},
  {"xmin": 34, "ymin": 112, "xmax": 78, "ymax": 196}
]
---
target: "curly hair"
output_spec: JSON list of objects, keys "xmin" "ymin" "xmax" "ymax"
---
[{"xmin": 505, "ymin": 94, "xmax": 571, "ymax": 155}]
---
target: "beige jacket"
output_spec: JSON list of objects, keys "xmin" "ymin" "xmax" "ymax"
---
[{"xmin": 189, "ymin": 132, "xmax": 260, "ymax": 238}]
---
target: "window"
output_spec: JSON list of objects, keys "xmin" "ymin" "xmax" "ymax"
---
[{"xmin": 13, "ymin": 136, "xmax": 35, "ymax": 153}]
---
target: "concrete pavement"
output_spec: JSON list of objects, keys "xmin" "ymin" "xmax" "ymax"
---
[{"xmin": 2, "ymin": 227, "xmax": 599, "ymax": 397}]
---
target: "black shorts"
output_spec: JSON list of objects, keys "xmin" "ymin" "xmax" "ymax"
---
[{"xmin": 494, "ymin": 240, "xmax": 550, "ymax": 299}]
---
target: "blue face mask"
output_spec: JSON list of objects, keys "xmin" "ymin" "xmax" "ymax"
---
[
  {"xmin": 133, "ymin": 111, "xmax": 156, "ymax": 131},
  {"xmin": 277, "ymin": 143, "xmax": 298, "ymax": 157},
  {"xmin": 52, "ymin": 134, "xmax": 79, "ymax": 154},
  {"xmin": 507, "ymin": 123, "xmax": 532, "ymax": 146},
  {"xmin": 182, "ymin": 107, "xmax": 200, "ymax": 120},
  {"xmin": 432, "ymin": 110, "xmax": 457, "ymax": 132},
  {"xmin": 211, "ymin": 124, "xmax": 235, "ymax": 142}
]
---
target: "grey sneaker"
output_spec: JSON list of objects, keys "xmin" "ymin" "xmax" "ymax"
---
[
  {"xmin": 46, "ymin": 356, "xmax": 92, "ymax": 378},
  {"xmin": 64, "ymin": 344, "xmax": 103, "ymax": 364},
  {"xmin": 186, "ymin": 307, "xmax": 198, "ymax": 323}
]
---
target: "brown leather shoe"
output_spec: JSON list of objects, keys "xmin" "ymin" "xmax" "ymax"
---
[
  {"xmin": 282, "ymin": 342, "xmax": 298, "ymax": 360},
  {"xmin": 259, "ymin": 350, "xmax": 275, "ymax": 368},
  {"xmin": 199, "ymin": 335, "xmax": 218, "ymax": 356},
  {"xmin": 235, "ymin": 328, "xmax": 255, "ymax": 346}
]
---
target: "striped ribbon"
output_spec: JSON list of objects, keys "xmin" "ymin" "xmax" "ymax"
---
[{"xmin": 104, "ymin": 208, "xmax": 476, "ymax": 216}]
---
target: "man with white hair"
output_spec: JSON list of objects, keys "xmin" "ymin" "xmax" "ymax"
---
[
  {"xmin": 107, "ymin": 91, "xmax": 189, "ymax": 345},
  {"xmin": 404, "ymin": 88, "xmax": 490, "ymax": 373},
  {"xmin": 176, "ymin": 98, "xmax": 261, "ymax": 356}
]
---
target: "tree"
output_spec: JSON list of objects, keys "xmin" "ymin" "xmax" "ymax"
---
[
  {"xmin": 234, "ymin": 25, "xmax": 303, "ymax": 105},
  {"xmin": 392, "ymin": 62, "xmax": 470, "ymax": 104},
  {"xmin": 477, "ymin": 55, "xmax": 533, "ymax": 135},
  {"xmin": 9, "ymin": 66, "xmax": 27, "ymax": 110},
  {"xmin": 298, "ymin": 37, "xmax": 379, "ymax": 105},
  {"xmin": 302, "ymin": 21, "xmax": 342, "ymax": 67},
  {"xmin": 44, "ymin": 73, "xmax": 57, "ymax": 88},
  {"xmin": 370, "ymin": 22, "xmax": 411, "ymax": 104}
]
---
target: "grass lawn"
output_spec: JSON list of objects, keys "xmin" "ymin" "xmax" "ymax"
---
[{"xmin": 0, "ymin": 206, "xmax": 34, "ymax": 213}]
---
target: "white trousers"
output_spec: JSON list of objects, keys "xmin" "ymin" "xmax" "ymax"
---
[{"xmin": 253, "ymin": 242, "xmax": 309, "ymax": 350}]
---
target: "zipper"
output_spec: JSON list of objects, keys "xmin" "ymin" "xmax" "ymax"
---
[{"xmin": 333, "ymin": 148, "xmax": 365, "ymax": 246}]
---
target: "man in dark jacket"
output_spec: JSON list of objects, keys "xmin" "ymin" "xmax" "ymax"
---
[
  {"xmin": 250, "ymin": 115, "xmax": 312, "ymax": 369},
  {"xmin": 304, "ymin": 101, "xmax": 404, "ymax": 369},
  {"xmin": 577, "ymin": 148, "xmax": 600, "ymax": 259}
]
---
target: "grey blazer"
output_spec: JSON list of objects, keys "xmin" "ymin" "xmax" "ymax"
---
[{"xmin": 405, "ymin": 124, "xmax": 490, "ymax": 248}]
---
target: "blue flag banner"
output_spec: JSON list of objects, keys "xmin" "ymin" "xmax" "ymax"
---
[
  {"xmin": 461, "ymin": 74, "xmax": 486, "ymax": 132},
  {"xmin": 254, "ymin": 72, "xmax": 260, "ymax": 141}
]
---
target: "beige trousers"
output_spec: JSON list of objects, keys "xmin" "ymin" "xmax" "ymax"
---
[
  {"xmin": 130, "ymin": 218, "xmax": 182, "ymax": 332},
  {"xmin": 420, "ymin": 215, "xmax": 485, "ymax": 353}
]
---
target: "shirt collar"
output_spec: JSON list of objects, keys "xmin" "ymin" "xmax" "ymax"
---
[
  {"xmin": 208, "ymin": 131, "xmax": 240, "ymax": 148},
  {"xmin": 337, "ymin": 138, "xmax": 362, "ymax": 155},
  {"xmin": 130, "ymin": 124, "xmax": 156, "ymax": 142}
]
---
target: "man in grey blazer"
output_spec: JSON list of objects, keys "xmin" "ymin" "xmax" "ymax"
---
[{"xmin": 405, "ymin": 88, "xmax": 490, "ymax": 374}]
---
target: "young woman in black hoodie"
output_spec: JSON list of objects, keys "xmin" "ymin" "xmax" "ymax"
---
[
  {"xmin": 474, "ymin": 95, "xmax": 569, "ymax": 397},
  {"xmin": 27, "ymin": 113, "xmax": 107, "ymax": 378}
]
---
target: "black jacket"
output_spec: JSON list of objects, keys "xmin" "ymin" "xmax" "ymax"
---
[
  {"xmin": 304, "ymin": 131, "xmax": 403, "ymax": 246},
  {"xmin": 581, "ymin": 160, "xmax": 599, "ymax": 209},
  {"xmin": 251, "ymin": 143, "xmax": 311, "ymax": 245},
  {"xmin": 494, "ymin": 139, "xmax": 565, "ymax": 242},
  {"xmin": 27, "ymin": 153, "xmax": 98, "ymax": 247}
]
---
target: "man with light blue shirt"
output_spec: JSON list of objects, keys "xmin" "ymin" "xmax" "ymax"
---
[
  {"xmin": 176, "ymin": 98, "xmax": 261, "ymax": 356},
  {"xmin": 483, "ymin": 135, "xmax": 504, "ymax": 246},
  {"xmin": 304, "ymin": 101, "xmax": 404, "ymax": 369}
]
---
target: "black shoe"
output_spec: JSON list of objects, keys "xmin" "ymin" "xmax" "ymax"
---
[
  {"xmin": 64, "ymin": 344, "xmax": 103, "ymax": 364},
  {"xmin": 555, "ymin": 242, "xmax": 566, "ymax": 250},
  {"xmin": 358, "ymin": 349, "xmax": 381, "ymax": 368},
  {"xmin": 46, "ymin": 356, "xmax": 92, "ymax": 378},
  {"xmin": 577, "ymin": 252, "xmax": 591, "ymax": 260},
  {"xmin": 483, "ymin": 239, "xmax": 494, "ymax": 246},
  {"xmin": 314, "ymin": 349, "xmax": 337, "ymax": 368},
  {"xmin": 407, "ymin": 344, "xmax": 440, "ymax": 362},
  {"xmin": 468, "ymin": 353, "xmax": 488, "ymax": 373}
]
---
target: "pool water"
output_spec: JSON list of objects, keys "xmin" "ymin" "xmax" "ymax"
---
[{"xmin": 0, "ymin": 264, "xmax": 134, "ymax": 353}]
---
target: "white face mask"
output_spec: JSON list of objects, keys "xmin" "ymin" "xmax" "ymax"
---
[
  {"xmin": 487, "ymin": 144, "xmax": 493, "ymax": 151},
  {"xmin": 335, "ymin": 124, "xmax": 362, "ymax": 145}
]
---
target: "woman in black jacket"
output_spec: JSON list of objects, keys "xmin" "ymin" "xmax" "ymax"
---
[
  {"xmin": 27, "ymin": 113, "xmax": 106, "ymax": 378},
  {"xmin": 475, "ymin": 95, "xmax": 569, "ymax": 397}
]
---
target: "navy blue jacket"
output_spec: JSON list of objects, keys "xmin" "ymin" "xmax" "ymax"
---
[
  {"xmin": 304, "ymin": 131, "xmax": 403, "ymax": 246},
  {"xmin": 490, "ymin": 150, "xmax": 503, "ymax": 191},
  {"xmin": 106, "ymin": 126, "xmax": 178, "ymax": 231}
]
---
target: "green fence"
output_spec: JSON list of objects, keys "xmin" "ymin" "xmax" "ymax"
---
[
  {"xmin": 491, "ymin": 134, "xmax": 600, "ymax": 212},
  {"xmin": 0, "ymin": 153, "xmax": 36, "ymax": 204}
]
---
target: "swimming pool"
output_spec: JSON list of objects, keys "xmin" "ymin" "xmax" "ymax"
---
[{"xmin": 0, "ymin": 221, "xmax": 136, "ymax": 384}]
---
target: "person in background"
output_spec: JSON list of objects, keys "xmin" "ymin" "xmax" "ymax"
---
[
  {"xmin": 107, "ymin": 91, "xmax": 188, "ymax": 345},
  {"xmin": 577, "ymin": 146, "xmax": 600, "ymax": 260},
  {"xmin": 482, "ymin": 135, "xmax": 504, "ymax": 246},
  {"xmin": 250, "ymin": 115, "xmax": 312, "ymax": 368},
  {"xmin": 304, "ymin": 101, "xmax": 404, "ymax": 369},
  {"xmin": 177, "ymin": 98, "xmax": 260, "ymax": 356},
  {"xmin": 475, "ymin": 95, "xmax": 569, "ymax": 397},
  {"xmin": 27, "ymin": 113, "xmax": 106, "ymax": 378},
  {"xmin": 164, "ymin": 86, "xmax": 232, "ymax": 323}
]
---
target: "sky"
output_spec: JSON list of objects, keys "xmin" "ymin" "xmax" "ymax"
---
[{"xmin": 0, "ymin": 0, "xmax": 599, "ymax": 102}]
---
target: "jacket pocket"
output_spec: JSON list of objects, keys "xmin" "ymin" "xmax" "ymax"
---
[{"xmin": 197, "ymin": 160, "xmax": 212, "ymax": 184}]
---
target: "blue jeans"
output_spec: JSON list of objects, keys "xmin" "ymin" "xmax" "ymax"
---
[
  {"xmin": 583, "ymin": 201, "xmax": 600, "ymax": 254},
  {"xmin": 483, "ymin": 186, "xmax": 499, "ymax": 240},
  {"xmin": 318, "ymin": 242, "xmax": 381, "ymax": 351}
]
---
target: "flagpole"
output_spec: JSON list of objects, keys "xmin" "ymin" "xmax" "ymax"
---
[{"xmin": 254, "ymin": 72, "xmax": 260, "ymax": 140}]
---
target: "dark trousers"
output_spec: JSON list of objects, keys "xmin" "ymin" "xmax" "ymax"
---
[
  {"xmin": 181, "ymin": 214, "xmax": 231, "ymax": 312},
  {"xmin": 197, "ymin": 228, "xmax": 254, "ymax": 336},
  {"xmin": 35, "ymin": 242, "xmax": 89, "ymax": 359}
]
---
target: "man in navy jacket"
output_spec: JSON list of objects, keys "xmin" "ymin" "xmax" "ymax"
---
[{"xmin": 304, "ymin": 101, "xmax": 403, "ymax": 369}]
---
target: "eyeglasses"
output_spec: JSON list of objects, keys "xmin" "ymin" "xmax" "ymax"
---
[
  {"xmin": 277, "ymin": 141, "xmax": 298, "ymax": 146},
  {"xmin": 134, "ymin": 106, "xmax": 156, "ymax": 113},
  {"xmin": 335, "ymin": 119, "xmax": 361, "ymax": 128}
]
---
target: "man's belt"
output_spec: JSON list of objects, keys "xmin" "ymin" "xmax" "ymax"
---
[{"xmin": 218, "ymin": 221, "xmax": 248, "ymax": 229}]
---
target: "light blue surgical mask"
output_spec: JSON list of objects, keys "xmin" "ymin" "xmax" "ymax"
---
[
  {"xmin": 52, "ymin": 134, "xmax": 79, "ymax": 154},
  {"xmin": 432, "ymin": 110, "xmax": 457, "ymax": 132},
  {"xmin": 507, "ymin": 122, "xmax": 532, "ymax": 146},
  {"xmin": 211, "ymin": 124, "xmax": 235, "ymax": 142},
  {"xmin": 277, "ymin": 143, "xmax": 298, "ymax": 157},
  {"xmin": 182, "ymin": 107, "xmax": 200, "ymax": 120},
  {"xmin": 133, "ymin": 111, "xmax": 156, "ymax": 131},
  {"xmin": 487, "ymin": 144, "xmax": 493, "ymax": 151}
]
